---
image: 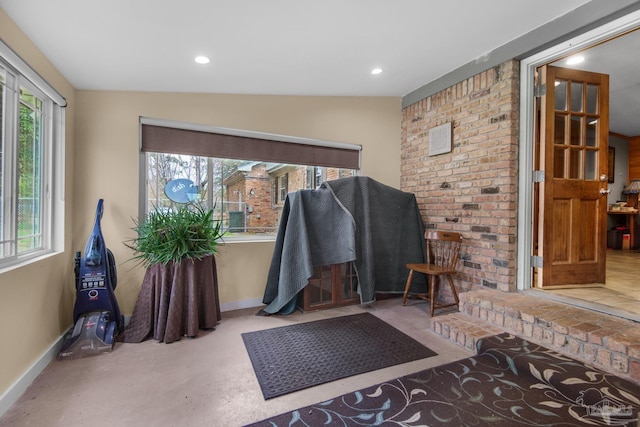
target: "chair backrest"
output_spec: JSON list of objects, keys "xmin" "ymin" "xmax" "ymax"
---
[{"xmin": 425, "ymin": 231, "xmax": 462, "ymax": 270}]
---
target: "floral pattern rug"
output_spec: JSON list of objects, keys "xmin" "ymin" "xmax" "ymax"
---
[{"xmin": 247, "ymin": 333, "xmax": 640, "ymax": 426}]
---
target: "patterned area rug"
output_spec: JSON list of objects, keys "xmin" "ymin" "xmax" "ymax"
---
[
  {"xmin": 241, "ymin": 312, "xmax": 437, "ymax": 400},
  {"xmin": 246, "ymin": 333, "xmax": 640, "ymax": 426}
]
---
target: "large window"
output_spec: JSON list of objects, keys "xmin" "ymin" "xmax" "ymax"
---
[
  {"xmin": 0, "ymin": 47, "xmax": 65, "ymax": 267},
  {"xmin": 140, "ymin": 118, "xmax": 361, "ymax": 240},
  {"xmin": 143, "ymin": 154, "xmax": 357, "ymax": 239}
]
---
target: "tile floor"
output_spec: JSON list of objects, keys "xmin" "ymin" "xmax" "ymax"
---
[{"xmin": 542, "ymin": 249, "xmax": 640, "ymax": 321}]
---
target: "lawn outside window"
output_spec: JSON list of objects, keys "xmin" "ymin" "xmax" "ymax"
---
[{"xmin": 0, "ymin": 44, "xmax": 65, "ymax": 269}]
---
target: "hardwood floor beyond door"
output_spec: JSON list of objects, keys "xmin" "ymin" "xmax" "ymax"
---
[{"xmin": 545, "ymin": 250, "xmax": 640, "ymax": 317}]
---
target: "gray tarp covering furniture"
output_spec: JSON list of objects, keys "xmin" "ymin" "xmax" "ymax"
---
[{"xmin": 262, "ymin": 176, "xmax": 426, "ymax": 314}]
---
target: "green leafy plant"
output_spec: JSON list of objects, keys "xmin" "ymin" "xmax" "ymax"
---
[{"xmin": 126, "ymin": 203, "xmax": 224, "ymax": 268}]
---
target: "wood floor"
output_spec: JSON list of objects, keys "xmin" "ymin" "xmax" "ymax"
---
[{"xmin": 542, "ymin": 249, "xmax": 640, "ymax": 320}]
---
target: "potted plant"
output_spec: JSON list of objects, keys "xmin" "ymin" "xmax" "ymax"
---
[
  {"xmin": 127, "ymin": 202, "xmax": 224, "ymax": 268},
  {"xmin": 122, "ymin": 202, "xmax": 225, "ymax": 344}
]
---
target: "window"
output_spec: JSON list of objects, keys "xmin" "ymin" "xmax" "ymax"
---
[
  {"xmin": 307, "ymin": 166, "xmax": 326, "ymax": 189},
  {"xmin": 143, "ymin": 154, "xmax": 357, "ymax": 238},
  {"xmin": 0, "ymin": 45, "xmax": 65, "ymax": 267},
  {"xmin": 140, "ymin": 118, "xmax": 361, "ymax": 240},
  {"xmin": 278, "ymin": 173, "xmax": 288, "ymax": 204}
]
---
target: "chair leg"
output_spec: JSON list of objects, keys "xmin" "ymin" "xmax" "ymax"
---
[
  {"xmin": 402, "ymin": 269, "xmax": 414, "ymax": 305},
  {"xmin": 446, "ymin": 274, "xmax": 459, "ymax": 305},
  {"xmin": 429, "ymin": 275, "xmax": 437, "ymax": 317}
]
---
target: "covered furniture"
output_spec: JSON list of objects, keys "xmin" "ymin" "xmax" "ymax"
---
[
  {"xmin": 121, "ymin": 254, "xmax": 221, "ymax": 343},
  {"xmin": 402, "ymin": 230, "xmax": 462, "ymax": 316},
  {"xmin": 262, "ymin": 176, "xmax": 426, "ymax": 314}
]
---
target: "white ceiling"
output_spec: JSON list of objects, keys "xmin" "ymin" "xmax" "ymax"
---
[
  {"xmin": 3, "ymin": 1, "xmax": 639, "ymax": 135},
  {"xmin": 0, "ymin": 0, "xmax": 592, "ymax": 97}
]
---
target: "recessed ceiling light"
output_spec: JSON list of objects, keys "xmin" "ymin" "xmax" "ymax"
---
[
  {"xmin": 566, "ymin": 55, "xmax": 584, "ymax": 65},
  {"xmin": 371, "ymin": 68, "xmax": 383, "ymax": 75},
  {"xmin": 195, "ymin": 56, "xmax": 210, "ymax": 64}
]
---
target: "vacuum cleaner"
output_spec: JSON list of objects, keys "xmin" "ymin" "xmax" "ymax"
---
[{"xmin": 58, "ymin": 199, "xmax": 123, "ymax": 360}]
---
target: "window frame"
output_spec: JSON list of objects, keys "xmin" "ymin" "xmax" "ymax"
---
[
  {"xmin": 307, "ymin": 166, "xmax": 326, "ymax": 189},
  {"xmin": 278, "ymin": 173, "xmax": 288, "ymax": 204},
  {"xmin": 139, "ymin": 118, "xmax": 361, "ymax": 242},
  {"xmin": 0, "ymin": 45, "xmax": 65, "ymax": 270}
]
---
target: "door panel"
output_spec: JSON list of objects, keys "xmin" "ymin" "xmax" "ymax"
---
[{"xmin": 535, "ymin": 65, "xmax": 610, "ymax": 288}]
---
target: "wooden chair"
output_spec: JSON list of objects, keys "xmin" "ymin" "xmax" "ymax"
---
[{"xmin": 402, "ymin": 230, "xmax": 462, "ymax": 317}]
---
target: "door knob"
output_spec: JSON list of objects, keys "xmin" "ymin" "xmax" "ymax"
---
[
  {"xmin": 600, "ymin": 188, "xmax": 611, "ymax": 195},
  {"xmin": 600, "ymin": 174, "xmax": 608, "ymax": 182}
]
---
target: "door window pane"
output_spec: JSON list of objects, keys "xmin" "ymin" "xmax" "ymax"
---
[
  {"xmin": 584, "ymin": 150, "xmax": 597, "ymax": 180},
  {"xmin": 570, "ymin": 116, "xmax": 582, "ymax": 146},
  {"xmin": 569, "ymin": 149, "xmax": 581, "ymax": 179},
  {"xmin": 570, "ymin": 82, "xmax": 583, "ymax": 112},
  {"xmin": 554, "ymin": 114, "xmax": 567, "ymax": 145},
  {"xmin": 554, "ymin": 80, "xmax": 567, "ymax": 111},
  {"xmin": 585, "ymin": 119, "xmax": 597, "ymax": 147},
  {"xmin": 586, "ymin": 84, "xmax": 598, "ymax": 114}
]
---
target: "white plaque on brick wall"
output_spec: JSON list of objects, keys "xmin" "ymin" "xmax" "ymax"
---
[{"xmin": 428, "ymin": 122, "xmax": 452, "ymax": 156}]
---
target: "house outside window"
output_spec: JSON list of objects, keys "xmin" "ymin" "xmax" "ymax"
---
[
  {"xmin": 278, "ymin": 173, "xmax": 288, "ymax": 203},
  {"xmin": 140, "ymin": 118, "xmax": 361, "ymax": 241},
  {"xmin": 143, "ymin": 153, "xmax": 357, "ymax": 240},
  {"xmin": 307, "ymin": 166, "xmax": 326, "ymax": 189},
  {"xmin": 0, "ymin": 59, "xmax": 64, "ymax": 267}
]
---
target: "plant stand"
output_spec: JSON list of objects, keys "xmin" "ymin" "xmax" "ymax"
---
[{"xmin": 121, "ymin": 254, "xmax": 221, "ymax": 343}]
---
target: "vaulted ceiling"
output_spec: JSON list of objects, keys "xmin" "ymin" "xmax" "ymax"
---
[
  {"xmin": 0, "ymin": 0, "xmax": 591, "ymax": 96},
  {"xmin": 1, "ymin": 1, "xmax": 639, "ymax": 135}
]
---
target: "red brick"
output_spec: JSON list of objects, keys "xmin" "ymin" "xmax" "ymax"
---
[
  {"xmin": 596, "ymin": 348, "xmax": 612, "ymax": 368},
  {"xmin": 612, "ymin": 354, "xmax": 629, "ymax": 373},
  {"xmin": 568, "ymin": 323, "xmax": 600, "ymax": 342},
  {"xmin": 401, "ymin": 60, "xmax": 519, "ymax": 293}
]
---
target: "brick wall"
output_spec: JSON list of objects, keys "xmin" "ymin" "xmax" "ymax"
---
[{"xmin": 401, "ymin": 60, "xmax": 520, "ymax": 294}]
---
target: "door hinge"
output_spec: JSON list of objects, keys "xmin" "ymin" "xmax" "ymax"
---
[
  {"xmin": 531, "ymin": 255, "xmax": 543, "ymax": 268},
  {"xmin": 535, "ymin": 83, "xmax": 546, "ymax": 97},
  {"xmin": 532, "ymin": 170, "xmax": 545, "ymax": 183}
]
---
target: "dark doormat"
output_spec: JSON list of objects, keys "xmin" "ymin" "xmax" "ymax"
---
[{"xmin": 241, "ymin": 312, "xmax": 436, "ymax": 399}]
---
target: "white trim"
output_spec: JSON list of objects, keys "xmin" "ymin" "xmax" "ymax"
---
[
  {"xmin": 220, "ymin": 298, "xmax": 264, "ymax": 312},
  {"xmin": 517, "ymin": 64, "xmax": 536, "ymax": 291},
  {"xmin": 517, "ymin": 10, "xmax": 640, "ymax": 291},
  {"xmin": 0, "ymin": 332, "xmax": 65, "ymax": 418},
  {"xmin": 0, "ymin": 38, "xmax": 66, "ymax": 107},
  {"xmin": 139, "ymin": 116, "xmax": 362, "ymax": 152}
]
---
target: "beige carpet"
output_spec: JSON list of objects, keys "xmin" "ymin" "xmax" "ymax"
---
[{"xmin": 0, "ymin": 298, "xmax": 471, "ymax": 427}]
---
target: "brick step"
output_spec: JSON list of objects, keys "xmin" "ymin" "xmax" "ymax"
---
[
  {"xmin": 433, "ymin": 290, "xmax": 640, "ymax": 384},
  {"xmin": 431, "ymin": 312, "xmax": 504, "ymax": 351}
]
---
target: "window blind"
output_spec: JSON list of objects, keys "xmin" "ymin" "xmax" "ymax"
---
[{"xmin": 140, "ymin": 117, "xmax": 361, "ymax": 170}]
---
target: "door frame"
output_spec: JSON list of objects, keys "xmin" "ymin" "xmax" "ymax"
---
[{"xmin": 517, "ymin": 10, "xmax": 640, "ymax": 291}]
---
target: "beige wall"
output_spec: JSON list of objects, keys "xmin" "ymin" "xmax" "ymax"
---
[
  {"xmin": 74, "ymin": 91, "xmax": 402, "ymax": 316},
  {"xmin": 0, "ymin": 7, "xmax": 403, "ymax": 402},
  {"xmin": 0, "ymin": 10, "xmax": 76, "ymax": 396}
]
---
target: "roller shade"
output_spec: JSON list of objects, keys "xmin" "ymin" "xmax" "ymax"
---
[{"xmin": 140, "ymin": 118, "xmax": 361, "ymax": 170}]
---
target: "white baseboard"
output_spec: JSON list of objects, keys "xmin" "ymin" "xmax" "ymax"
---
[
  {"xmin": 220, "ymin": 298, "xmax": 263, "ymax": 312},
  {"xmin": 0, "ymin": 332, "xmax": 66, "ymax": 418},
  {"xmin": 0, "ymin": 316, "xmax": 132, "ymax": 419},
  {"xmin": 0, "ymin": 304, "xmax": 253, "ymax": 418}
]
